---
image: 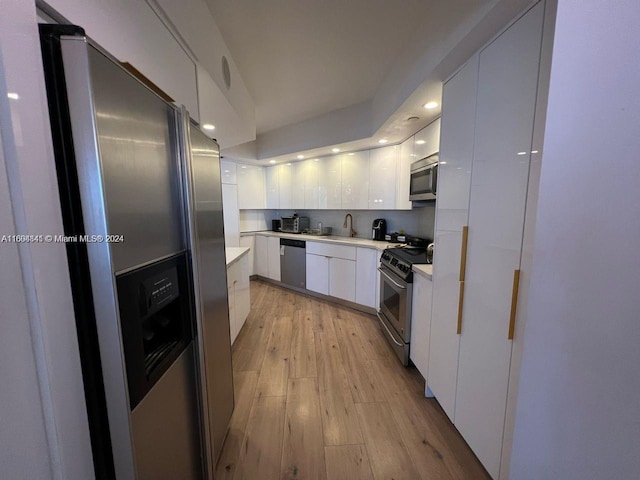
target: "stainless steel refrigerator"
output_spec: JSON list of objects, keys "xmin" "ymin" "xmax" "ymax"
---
[{"xmin": 40, "ymin": 25, "xmax": 234, "ymax": 480}]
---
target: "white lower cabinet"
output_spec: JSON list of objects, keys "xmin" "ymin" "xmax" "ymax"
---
[
  {"xmin": 227, "ymin": 252, "xmax": 250, "ymax": 345},
  {"xmin": 267, "ymin": 236, "xmax": 281, "ymax": 282},
  {"xmin": 306, "ymin": 253, "xmax": 329, "ymax": 295},
  {"xmin": 355, "ymin": 247, "xmax": 378, "ymax": 308},
  {"xmin": 410, "ymin": 273, "xmax": 432, "ymax": 382},
  {"xmin": 328, "ymin": 257, "xmax": 356, "ymax": 302},
  {"xmin": 255, "ymin": 234, "xmax": 269, "ymax": 277},
  {"xmin": 239, "ymin": 235, "xmax": 255, "ymax": 275}
]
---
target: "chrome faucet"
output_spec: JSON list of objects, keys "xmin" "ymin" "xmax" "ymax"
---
[{"xmin": 343, "ymin": 213, "xmax": 356, "ymax": 237}]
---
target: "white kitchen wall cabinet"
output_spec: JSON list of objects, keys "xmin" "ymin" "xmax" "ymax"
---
[
  {"xmin": 239, "ymin": 235, "xmax": 255, "ymax": 275},
  {"xmin": 341, "ymin": 152, "xmax": 369, "ymax": 210},
  {"xmin": 318, "ymin": 156, "xmax": 342, "ymax": 209},
  {"xmin": 306, "ymin": 253, "xmax": 329, "ymax": 295},
  {"xmin": 220, "ymin": 160, "xmax": 237, "ymax": 184},
  {"xmin": 221, "ymin": 183, "xmax": 240, "ymax": 247},
  {"xmin": 453, "ymin": 6, "xmax": 544, "ymax": 478},
  {"xmin": 428, "ymin": 54, "xmax": 479, "ymax": 421},
  {"xmin": 303, "ymin": 159, "xmax": 320, "ymax": 209},
  {"xmin": 291, "ymin": 162, "xmax": 306, "ymax": 208},
  {"xmin": 254, "ymin": 234, "xmax": 269, "ymax": 277},
  {"xmin": 410, "ymin": 273, "xmax": 433, "ymax": 380},
  {"xmin": 369, "ymin": 146, "xmax": 398, "ymax": 209},
  {"xmin": 278, "ymin": 163, "xmax": 293, "ymax": 209},
  {"xmin": 237, "ymin": 164, "xmax": 266, "ymax": 209},
  {"xmin": 265, "ymin": 165, "xmax": 279, "ymax": 209},
  {"xmin": 355, "ymin": 247, "xmax": 378, "ymax": 308},
  {"xmin": 396, "ymin": 136, "xmax": 414, "ymax": 210},
  {"xmin": 414, "ymin": 118, "xmax": 441, "ymax": 160},
  {"xmin": 267, "ymin": 236, "xmax": 281, "ymax": 281}
]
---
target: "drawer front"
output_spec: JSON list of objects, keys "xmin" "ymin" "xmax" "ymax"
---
[{"xmin": 306, "ymin": 241, "xmax": 356, "ymax": 260}]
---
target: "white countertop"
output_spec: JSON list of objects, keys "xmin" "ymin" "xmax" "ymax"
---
[
  {"xmin": 240, "ymin": 230, "xmax": 399, "ymax": 251},
  {"xmin": 225, "ymin": 246, "xmax": 250, "ymax": 267},
  {"xmin": 413, "ymin": 264, "xmax": 433, "ymax": 280}
]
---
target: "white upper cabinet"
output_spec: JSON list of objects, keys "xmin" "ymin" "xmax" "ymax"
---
[
  {"xmin": 291, "ymin": 161, "xmax": 306, "ymax": 208},
  {"xmin": 396, "ymin": 136, "xmax": 414, "ymax": 210},
  {"xmin": 265, "ymin": 165, "xmax": 279, "ymax": 209},
  {"xmin": 453, "ymin": 4, "xmax": 544, "ymax": 478},
  {"xmin": 369, "ymin": 145, "xmax": 398, "ymax": 209},
  {"xmin": 220, "ymin": 159, "xmax": 237, "ymax": 184},
  {"xmin": 341, "ymin": 151, "xmax": 369, "ymax": 210},
  {"xmin": 414, "ymin": 117, "xmax": 441, "ymax": 160},
  {"xmin": 237, "ymin": 164, "xmax": 266, "ymax": 209},
  {"xmin": 278, "ymin": 163, "xmax": 293, "ymax": 209},
  {"xmin": 303, "ymin": 159, "xmax": 320, "ymax": 209},
  {"xmin": 318, "ymin": 156, "xmax": 342, "ymax": 209},
  {"xmin": 221, "ymin": 183, "xmax": 239, "ymax": 247}
]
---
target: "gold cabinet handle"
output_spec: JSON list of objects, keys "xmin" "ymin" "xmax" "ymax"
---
[
  {"xmin": 459, "ymin": 226, "xmax": 469, "ymax": 281},
  {"xmin": 508, "ymin": 270, "xmax": 521, "ymax": 340},
  {"xmin": 457, "ymin": 280, "xmax": 465, "ymax": 334}
]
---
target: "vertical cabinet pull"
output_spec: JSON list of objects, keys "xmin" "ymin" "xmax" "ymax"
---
[
  {"xmin": 457, "ymin": 226, "xmax": 469, "ymax": 334},
  {"xmin": 459, "ymin": 226, "xmax": 469, "ymax": 281},
  {"xmin": 457, "ymin": 281, "xmax": 465, "ymax": 334},
  {"xmin": 508, "ymin": 269, "xmax": 521, "ymax": 340}
]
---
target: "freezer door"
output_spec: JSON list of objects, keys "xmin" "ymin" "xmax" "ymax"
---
[{"xmin": 180, "ymin": 115, "xmax": 234, "ymax": 475}]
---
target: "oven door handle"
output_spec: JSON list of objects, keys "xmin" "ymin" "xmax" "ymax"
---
[
  {"xmin": 377, "ymin": 267, "xmax": 407, "ymax": 289},
  {"xmin": 376, "ymin": 311, "xmax": 404, "ymax": 347}
]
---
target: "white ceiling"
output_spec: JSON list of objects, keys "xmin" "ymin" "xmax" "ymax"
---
[{"xmin": 204, "ymin": 0, "xmax": 436, "ymax": 134}]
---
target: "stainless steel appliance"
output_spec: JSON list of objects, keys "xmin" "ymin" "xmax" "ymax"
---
[
  {"xmin": 409, "ymin": 154, "xmax": 438, "ymax": 201},
  {"xmin": 372, "ymin": 218, "xmax": 387, "ymax": 241},
  {"xmin": 281, "ymin": 215, "xmax": 310, "ymax": 233},
  {"xmin": 378, "ymin": 247, "xmax": 430, "ymax": 365},
  {"xmin": 280, "ymin": 238, "xmax": 306, "ymax": 288},
  {"xmin": 41, "ymin": 25, "xmax": 232, "ymax": 480},
  {"xmin": 272, "ymin": 219, "xmax": 282, "ymax": 231},
  {"xmin": 426, "ymin": 243, "xmax": 434, "ymax": 264}
]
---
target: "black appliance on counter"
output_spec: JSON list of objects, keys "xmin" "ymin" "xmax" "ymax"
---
[
  {"xmin": 377, "ymin": 246, "xmax": 430, "ymax": 365},
  {"xmin": 372, "ymin": 218, "xmax": 387, "ymax": 241},
  {"xmin": 272, "ymin": 219, "xmax": 282, "ymax": 232}
]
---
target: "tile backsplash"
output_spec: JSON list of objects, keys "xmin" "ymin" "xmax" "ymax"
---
[{"xmin": 240, "ymin": 206, "xmax": 435, "ymax": 241}]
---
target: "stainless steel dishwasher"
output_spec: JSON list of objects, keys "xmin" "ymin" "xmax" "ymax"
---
[{"xmin": 280, "ymin": 238, "xmax": 306, "ymax": 289}]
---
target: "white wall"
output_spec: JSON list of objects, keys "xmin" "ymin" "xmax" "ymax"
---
[
  {"xmin": 510, "ymin": 1, "xmax": 640, "ymax": 478},
  {"xmin": 0, "ymin": 1, "xmax": 93, "ymax": 478}
]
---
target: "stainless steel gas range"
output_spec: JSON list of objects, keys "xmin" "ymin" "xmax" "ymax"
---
[{"xmin": 377, "ymin": 247, "xmax": 429, "ymax": 365}]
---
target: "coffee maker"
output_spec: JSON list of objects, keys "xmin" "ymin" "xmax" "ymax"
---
[{"xmin": 372, "ymin": 219, "xmax": 387, "ymax": 241}]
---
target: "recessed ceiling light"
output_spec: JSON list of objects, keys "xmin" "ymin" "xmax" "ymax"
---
[
  {"xmin": 332, "ymin": 148, "xmax": 340, "ymax": 153},
  {"xmin": 348, "ymin": 153, "xmax": 355, "ymax": 156},
  {"xmin": 241, "ymin": 166, "xmax": 247, "ymax": 169},
  {"xmin": 378, "ymin": 139, "xmax": 388, "ymax": 144},
  {"xmin": 269, "ymin": 160, "xmax": 276, "ymax": 164},
  {"xmin": 202, "ymin": 124, "xmax": 215, "ymax": 130},
  {"xmin": 286, "ymin": 163, "xmax": 292, "ymax": 165},
  {"xmin": 313, "ymin": 159, "xmax": 319, "ymax": 162},
  {"xmin": 297, "ymin": 155, "xmax": 304, "ymax": 159},
  {"xmin": 531, "ymin": 150, "xmax": 539, "ymax": 154},
  {"xmin": 517, "ymin": 151, "xmax": 527, "ymax": 156},
  {"xmin": 415, "ymin": 140, "xmax": 426, "ymax": 145},
  {"xmin": 407, "ymin": 116, "xmax": 419, "ymax": 121},
  {"xmin": 423, "ymin": 101, "xmax": 438, "ymax": 110},
  {"xmin": 7, "ymin": 93, "xmax": 19, "ymax": 100}
]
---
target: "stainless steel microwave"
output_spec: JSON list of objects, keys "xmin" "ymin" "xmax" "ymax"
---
[{"xmin": 409, "ymin": 154, "xmax": 438, "ymax": 201}]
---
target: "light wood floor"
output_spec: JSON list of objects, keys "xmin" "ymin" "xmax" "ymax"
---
[{"xmin": 216, "ymin": 280, "xmax": 490, "ymax": 480}]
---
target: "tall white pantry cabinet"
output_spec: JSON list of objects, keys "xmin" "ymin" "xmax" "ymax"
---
[{"xmin": 427, "ymin": 2, "xmax": 550, "ymax": 479}]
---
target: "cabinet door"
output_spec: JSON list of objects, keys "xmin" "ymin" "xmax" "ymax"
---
[
  {"xmin": 341, "ymin": 151, "xmax": 369, "ymax": 209},
  {"xmin": 410, "ymin": 274, "xmax": 433, "ymax": 382},
  {"xmin": 239, "ymin": 235, "xmax": 255, "ymax": 275},
  {"xmin": 265, "ymin": 165, "xmax": 279, "ymax": 209},
  {"xmin": 222, "ymin": 183, "xmax": 239, "ymax": 247},
  {"xmin": 396, "ymin": 136, "xmax": 414, "ymax": 210},
  {"xmin": 454, "ymin": 5, "xmax": 544, "ymax": 478},
  {"xmin": 278, "ymin": 163, "xmax": 293, "ymax": 209},
  {"xmin": 267, "ymin": 236, "xmax": 281, "ymax": 281},
  {"xmin": 306, "ymin": 253, "xmax": 329, "ymax": 295},
  {"xmin": 427, "ymin": 53, "xmax": 479, "ymax": 421},
  {"xmin": 220, "ymin": 160, "xmax": 237, "ymax": 184},
  {"xmin": 414, "ymin": 118, "xmax": 441, "ymax": 160},
  {"xmin": 303, "ymin": 159, "xmax": 319, "ymax": 209},
  {"xmin": 235, "ymin": 254, "xmax": 251, "ymax": 337},
  {"xmin": 318, "ymin": 156, "xmax": 341, "ymax": 209},
  {"xmin": 227, "ymin": 264, "xmax": 239, "ymax": 344},
  {"xmin": 292, "ymin": 161, "xmax": 306, "ymax": 208},
  {"xmin": 237, "ymin": 164, "xmax": 266, "ymax": 209},
  {"xmin": 355, "ymin": 248, "xmax": 378, "ymax": 307},
  {"xmin": 329, "ymin": 257, "xmax": 356, "ymax": 302},
  {"xmin": 369, "ymin": 146, "xmax": 398, "ymax": 209},
  {"xmin": 255, "ymin": 234, "xmax": 269, "ymax": 277}
]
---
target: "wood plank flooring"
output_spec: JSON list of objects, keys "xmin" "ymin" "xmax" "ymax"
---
[{"xmin": 216, "ymin": 280, "xmax": 490, "ymax": 480}]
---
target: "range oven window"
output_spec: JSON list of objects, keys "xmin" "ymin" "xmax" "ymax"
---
[{"xmin": 382, "ymin": 281, "xmax": 401, "ymax": 322}]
